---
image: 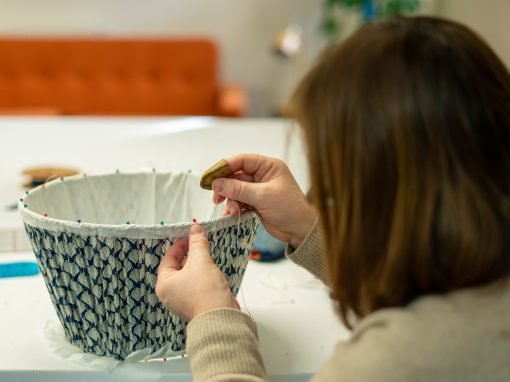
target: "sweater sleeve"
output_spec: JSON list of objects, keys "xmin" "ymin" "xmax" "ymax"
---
[
  {"xmin": 186, "ymin": 308, "xmax": 268, "ymax": 382},
  {"xmin": 285, "ymin": 217, "xmax": 328, "ymax": 284}
]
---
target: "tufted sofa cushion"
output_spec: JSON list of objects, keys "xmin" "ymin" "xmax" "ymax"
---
[{"xmin": 0, "ymin": 38, "xmax": 246, "ymax": 116}]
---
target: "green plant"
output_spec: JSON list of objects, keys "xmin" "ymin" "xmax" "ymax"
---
[{"xmin": 322, "ymin": 0, "xmax": 422, "ymax": 39}]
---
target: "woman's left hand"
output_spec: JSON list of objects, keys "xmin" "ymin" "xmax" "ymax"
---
[{"xmin": 155, "ymin": 224, "xmax": 240, "ymax": 321}]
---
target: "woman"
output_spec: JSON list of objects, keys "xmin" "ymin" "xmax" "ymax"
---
[{"xmin": 156, "ymin": 16, "xmax": 510, "ymax": 381}]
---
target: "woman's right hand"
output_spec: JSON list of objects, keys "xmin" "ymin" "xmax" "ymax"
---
[{"xmin": 211, "ymin": 154, "xmax": 316, "ymax": 248}]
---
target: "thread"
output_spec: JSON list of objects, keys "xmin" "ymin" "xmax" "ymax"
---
[
  {"xmin": 213, "ymin": 192, "xmax": 252, "ymax": 318},
  {"xmin": 214, "ymin": 191, "xmax": 220, "ymax": 211},
  {"xmin": 233, "ymin": 198, "xmax": 253, "ymax": 319}
]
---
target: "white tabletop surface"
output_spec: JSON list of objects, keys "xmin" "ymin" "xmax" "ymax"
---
[
  {"xmin": 1, "ymin": 252, "xmax": 348, "ymax": 381},
  {"xmin": 0, "ymin": 117, "xmax": 350, "ymax": 381}
]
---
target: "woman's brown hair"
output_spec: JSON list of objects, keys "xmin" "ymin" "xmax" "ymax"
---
[{"xmin": 292, "ymin": 16, "xmax": 510, "ymax": 327}]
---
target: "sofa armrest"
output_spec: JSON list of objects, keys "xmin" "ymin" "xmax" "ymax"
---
[{"xmin": 216, "ymin": 84, "xmax": 248, "ymax": 117}]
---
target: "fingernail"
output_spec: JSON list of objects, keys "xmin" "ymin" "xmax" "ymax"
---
[
  {"xmin": 212, "ymin": 179, "xmax": 224, "ymax": 193},
  {"xmin": 190, "ymin": 224, "xmax": 204, "ymax": 235}
]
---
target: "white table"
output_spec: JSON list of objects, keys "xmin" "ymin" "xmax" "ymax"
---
[{"xmin": 0, "ymin": 117, "xmax": 350, "ymax": 381}]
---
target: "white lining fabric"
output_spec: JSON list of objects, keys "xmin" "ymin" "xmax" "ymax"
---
[{"xmin": 20, "ymin": 171, "xmax": 256, "ymax": 240}]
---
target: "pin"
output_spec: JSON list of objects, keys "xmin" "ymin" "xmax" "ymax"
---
[
  {"xmin": 126, "ymin": 221, "xmax": 130, "ymax": 225},
  {"xmin": 77, "ymin": 219, "xmax": 82, "ymax": 223},
  {"xmin": 192, "ymin": 218, "xmax": 197, "ymax": 223},
  {"xmin": 160, "ymin": 221, "xmax": 165, "ymax": 225},
  {"xmin": 43, "ymin": 213, "xmax": 48, "ymax": 217}
]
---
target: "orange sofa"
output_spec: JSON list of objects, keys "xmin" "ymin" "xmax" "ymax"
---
[{"xmin": 0, "ymin": 38, "xmax": 247, "ymax": 116}]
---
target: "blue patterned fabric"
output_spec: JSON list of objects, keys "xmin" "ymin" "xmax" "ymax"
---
[{"xmin": 24, "ymin": 218, "xmax": 258, "ymax": 360}]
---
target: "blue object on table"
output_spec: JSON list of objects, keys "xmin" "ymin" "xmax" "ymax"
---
[
  {"xmin": 0, "ymin": 262, "xmax": 39, "ymax": 278},
  {"xmin": 362, "ymin": 0, "xmax": 377, "ymax": 22},
  {"xmin": 252, "ymin": 224, "xmax": 286, "ymax": 262}
]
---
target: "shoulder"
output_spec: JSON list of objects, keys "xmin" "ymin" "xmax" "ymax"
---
[{"xmin": 313, "ymin": 280, "xmax": 510, "ymax": 382}]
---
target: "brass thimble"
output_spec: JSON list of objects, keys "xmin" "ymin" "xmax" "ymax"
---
[{"xmin": 200, "ymin": 159, "xmax": 234, "ymax": 190}]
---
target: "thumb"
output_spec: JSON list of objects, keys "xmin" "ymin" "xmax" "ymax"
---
[
  {"xmin": 212, "ymin": 178, "xmax": 260, "ymax": 207},
  {"xmin": 158, "ymin": 238, "xmax": 188, "ymax": 275},
  {"xmin": 187, "ymin": 224, "xmax": 211, "ymax": 262}
]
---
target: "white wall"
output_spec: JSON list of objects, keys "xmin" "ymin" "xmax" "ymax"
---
[
  {"xmin": 0, "ymin": 0, "xmax": 507, "ymax": 116},
  {"xmin": 437, "ymin": 0, "xmax": 510, "ymax": 69},
  {"xmin": 0, "ymin": 0, "xmax": 327, "ymax": 116}
]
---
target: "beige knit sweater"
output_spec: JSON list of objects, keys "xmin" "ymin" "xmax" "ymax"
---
[{"xmin": 186, "ymin": 220, "xmax": 510, "ymax": 381}]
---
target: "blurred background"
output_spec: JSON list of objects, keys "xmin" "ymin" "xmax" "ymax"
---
[
  {"xmin": 0, "ymin": 0, "xmax": 507, "ymax": 117},
  {"xmin": 0, "ymin": 0, "xmax": 509, "ymax": 254}
]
